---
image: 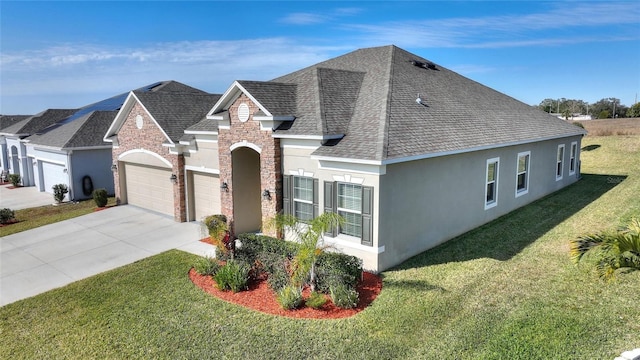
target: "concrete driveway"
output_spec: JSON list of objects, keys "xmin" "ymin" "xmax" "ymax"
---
[
  {"xmin": 0, "ymin": 184, "xmax": 55, "ymax": 210},
  {"xmin": 0, "ymin": 205, "xmax": 215, "ymax": 306}
]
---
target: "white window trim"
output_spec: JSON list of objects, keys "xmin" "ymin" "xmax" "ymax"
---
[
  {"xmin": 485, "ymin": 157, "xmax": 499, "ymax": 210},
  {"xmin": 569, "ymin": 141, "xmax": 577, "ymax": 176},
  {"xmin": 556, "ymin": 144, "xmax": 565, "ymax": 181},
  {"xmin": 515, "ymin": 151, "xmax": 530, "ymax": 197}
]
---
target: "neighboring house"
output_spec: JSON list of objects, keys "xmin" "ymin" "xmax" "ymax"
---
[
  {"xmin": 103, "ymin": 81, "xmax": 222, "ymax": 221},
  {"xmin": 0, "ymin": 110, "xmax": 78, "ymax": 188},
  {"xmin": 25, "ymin": 110, "xmax": 119, "ymax": 200},
  {"xmin": 0, "ymin": 115, "xmax": 31, "ymax": 176},
  {"xmin": 107, "ymin": 45, "xmax": 587, "ymax": 272}
]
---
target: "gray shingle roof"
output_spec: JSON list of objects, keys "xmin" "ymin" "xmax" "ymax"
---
[
  {"xmin": 0, "ymin": 109, "xmax": 78, "ymax": 137},
  {"xmin": 0, "ymin": 115, "xmax": 31, "ymax": 131},
  {"xmin": 26, "ymin": 111, "xmax": 118, "ymax": 148},
  {"xmin": 265, "ymin": 45, "xmax": 586, "ymax": 161},
  {"xmin": 185, "ymin": 118, "xmax": 219, "ymax": 133},
  {"xmin": 133, "ymin": 91, "xmax": 221, "ymax": 141},
  {"xmin": 236, "ymin": 81, "xmax": 297, "ymax": 116}
]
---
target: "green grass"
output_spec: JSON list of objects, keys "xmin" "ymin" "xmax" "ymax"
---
[
  {"xmin": 1, "ymin": 136, "xmax": 639, "ymax": 359},
  {"xmin": 0, "ymin": 197, "xmax": 116, "ymax": 237}
]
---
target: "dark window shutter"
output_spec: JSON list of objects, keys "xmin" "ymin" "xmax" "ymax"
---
[
  {"xmin": 313, "ymin": 178, "xmax": 319, "ymax": 218},
  {"xmin": 361, "ymin": 186, "xmax": 373, "ymax": 246},
  {"xmin": 324, "ymin": 181, "xmax": 337, "ymax": 236},
  {"xmin": 283, "ymin": 175, "xmax": 292, "ymax": 216}
]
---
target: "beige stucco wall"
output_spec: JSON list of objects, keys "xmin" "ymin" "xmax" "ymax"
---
[
  {"xmin": 282, "ymin": 145, "xmax": 383, "ymax": 272},
  {"xmin": 185, "ymin": 139, "xmax": 219, "ymax": 170},
  {"xmin": 376, "ymin": 135, "xmax": 583, "ymax": 271}
]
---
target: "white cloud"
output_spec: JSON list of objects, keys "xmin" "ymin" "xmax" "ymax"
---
[{"xmin": 344, "ymin": 2, "xmax": 640, "ymax": 49}]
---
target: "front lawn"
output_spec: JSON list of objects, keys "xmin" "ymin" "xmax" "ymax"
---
[
  {"xmin": 0, "ymin": 136, "xmax": 638, "ymax": 359},
  {"xmin": 0, "ymin": 197, "xmax": 116, "ymax": 237}
]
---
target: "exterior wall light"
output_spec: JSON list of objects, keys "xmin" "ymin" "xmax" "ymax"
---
[
  {"xmin": 169, "ymin": 174, "xmax": 177, "ymax": 184},
  {"xmin": 262, "ymin": 189, "xmax": 271, "ymax": 200},
  {"xmin": 220, "ymin": 182, "xmax": 229, "ymax": 192},
  {"xmin": 111, "ymin": 164, "xmax": 117, "ymax": 172}
]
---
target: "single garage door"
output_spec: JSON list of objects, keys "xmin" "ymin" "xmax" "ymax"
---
[
  {"xmin": 42, "ymin": 161, "xmax": 68, "ymax": 195},
  {"xmin": 191, "ymin": 172, "xmax": 221, "ymax": 221},
  {"xmin": 124, "ymin": 163, "xmax": 174, "ymax": 216}
]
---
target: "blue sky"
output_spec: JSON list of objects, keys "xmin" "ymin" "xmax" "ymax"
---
[{"xmin": 1, "ymin": 1, "xmax": 639, "ymax": 115}]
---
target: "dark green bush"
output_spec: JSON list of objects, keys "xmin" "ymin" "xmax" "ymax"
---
[
  {"xmin": 214, "ymin": 260, "xmax": 250, "ymax": 293},
  {"xmin": 573, "ymin": 122, "xmax": 585, "ymax": 129},
  {"xmin": 8, "ymin": 174, "xmax": 21, "ymax": 187},
  {"xmin": 92, "ymin": 188, "xmax": 108, "ymax": 207},
  {"xmin": 193, "ymin": 256, "xmax": 220, "ymax": 276},
  {"xmin": 265, "ymin": 258, "xmax": 290, "ymax": 292},
  {"xmin": 315, "ymin": 251, "xmax": 363, "ymax": 293},
  {"xmin": 276, "ymin": 285, "xmax": 303, "ymax": 310},
  {"xmin": 330, "ymin": 283, "xmax": 359, "ymax": 309},
  {"xmin": 52, "ymin": 184, "xmax": 68, "ymax": 203},
  {"xmin": 0, "ymin": 208, "xmax": 16, "ymax": 224},
  {"xmin": 235, "ymin": 233, "xmax": 299, "ymax": 264},
  {"xmin": 305, "ymin": 291, "xmax": 327, "ymax": 309}
]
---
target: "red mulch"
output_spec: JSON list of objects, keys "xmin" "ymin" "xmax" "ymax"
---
[
  {"xmin": 189, "ymin": 268, "xmax": 382, "ymax": 319},
  {"xmin": 94, "ymin": 205, "xmax": 116, "ymax": 212},
  {"xmin": 0, "ymin": 219, "xmax": 19, "ymax": 227}
]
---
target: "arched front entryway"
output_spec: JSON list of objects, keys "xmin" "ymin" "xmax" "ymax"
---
[{"xmin": 231, "ymin": 147, "xmax": 262, "ymax": 234}]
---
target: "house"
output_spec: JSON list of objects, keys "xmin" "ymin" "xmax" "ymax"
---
[
  {"xmin": 106, "ymin": 45, "xmax": 586, "ymax": 272},
  {"xmin": 103, "ymin": 81, "xmax": 222, "ymax": 221},
  {"xmin": 1, "ymin": 115, "xmax": 31, "ymax": 178},
  {"xmin": 1, "ymin": 110, "xmax": 78, "ymax": 188},
  {"xmin": 0, "ymin": 82, "xmax": 188, "ymax": 202}
]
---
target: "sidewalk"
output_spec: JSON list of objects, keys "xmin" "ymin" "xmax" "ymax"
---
[{"xmin": 0, "ymin": 205, "xmax": 215, "ymax": 306}]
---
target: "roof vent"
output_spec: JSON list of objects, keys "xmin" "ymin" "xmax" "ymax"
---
[{"xmin": 411, "ymin": 59, "xmax": 437, "ymax": 70}]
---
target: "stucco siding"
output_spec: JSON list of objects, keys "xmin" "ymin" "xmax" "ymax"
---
[
  {"xmin": 185, "ymin": 140, "xmax": 219, "ymax": 170},
  {"xmin": 282, "ymin": 145, "xmax": 383, "ymax": 272},
  {"xmin": 70, "ymin": 149, "xmax": 115, "ymax": 199},
  {"xmin": 377, "ymin": 136, "xmax": 583, "ymax": 270}
]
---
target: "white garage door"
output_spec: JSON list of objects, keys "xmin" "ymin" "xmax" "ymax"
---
[
  {"xmin": 192, "ymin": 172, "xmax": 221, "ymax": 221},
  {"xmin": 124, "ymin": 163, "xmax": 174, "ymax": 216},
  {"xmin": 42, "ymin": 162, "xmax": 68, "ymax": 195}
]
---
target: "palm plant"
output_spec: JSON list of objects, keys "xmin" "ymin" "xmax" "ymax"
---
[
  {"xmin": 266, "ymin": 212, "xmax": 344, "ymax": 291},
  {"xmin": 570, "ymin": 218, "xmax": 640, "ymax": 280}
]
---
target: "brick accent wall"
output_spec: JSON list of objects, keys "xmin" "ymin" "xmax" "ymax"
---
[
  {"xmin": 111, "ymin": 102, "xmax": 187, "ymax": 222},
  {"xmin": 218, "ymin": 94, "xmax": 282, "ymax": 236}
]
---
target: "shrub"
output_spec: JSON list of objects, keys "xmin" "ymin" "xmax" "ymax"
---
[
  {"xmin": 305, "ymin": 291, "xmax": 327, "ymax": 309},
  {"xmin": 0, "ymin": 208, "xmax": 16, "ymax": 224},
  {"xmin": 266, "ymin": 258, "xmax": 290, "ymax": 292},
  {"xmin": 573, "ymin": 122, "xmax": 585, "ymax": 129},
  {"xmin": 8, "ymin": 174, "xmax": 21, "ymax": 187},
  {"xmin": 315, "ymin": 252, "xmax": 363, "ymax": 294},
  {"xmin": 330, "ymin": 283, "xmax": 359, "ymax": 309},
  {"xmin": 236, "ymin": 233, "xmax": 299, "ymax": 263},
  {"xmin": 193, "ymin": 256, "xmax": 220, "ymax": 276},
  {"xmin": 214, "ymin": 260, "xmax": 250, "ymax": 293},
  {"xmin": 203, "ymin": 214, "xmax": 229, "ymax": 256},
  {"xmin": 276, "ymin": 285, "xmax": 303, "ymax": 310},
  {"xmin": 92, "ymin": 188, "xmax": 108, "ymax": 207},
  {"xmin": 52, "ymin": 184, "xmax": 68, "ymax": 203}
]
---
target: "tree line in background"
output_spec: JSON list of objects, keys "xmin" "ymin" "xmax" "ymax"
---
[{"xmin": 537, "ymin": 98, "xmax": 640, "ymax": 119}]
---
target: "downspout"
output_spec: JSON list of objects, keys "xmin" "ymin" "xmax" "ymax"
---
[{"xmin": 67, "ymin": 150, "xmax": 74, "ymax": 201}]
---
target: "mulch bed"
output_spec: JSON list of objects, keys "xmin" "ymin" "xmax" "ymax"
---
[{"xmin": 189, "ymin": 266, "xmax": 382, "ymax": 319}]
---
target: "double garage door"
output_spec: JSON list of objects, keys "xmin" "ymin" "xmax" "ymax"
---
[
  {"xmin": 124, "ymin": 163, "xmax": 174, "ymax": 216},
  {"xmin": 123, "ymin": 163, "xmax": 220, "ymax": 220}
]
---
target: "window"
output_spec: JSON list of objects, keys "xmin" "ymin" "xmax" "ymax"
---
[
  {"xmin": 516, "ymin": 152, "xmax": 530, "ymax": 197},
  {"xmin": 556, "ymin": 144, "xmax": 565, "ymax": 181},
  {"xmin": 569, "ymin": 142, "xmax": 577, "ymax": 175},
  {"xmin": 282, "ymin": 175, "xmax": 317, "ymax": 221},
  {"xmin": 324, "ymin": 181, "xmax": 373, "ymax": 245},
  {"xmin": 337, "ymin": 183, "xmax": 362, "ymax": 238},
  {"xmin": 485, "ymin": 158, "xmax": 499, "ymax": 209},
  {"xmin": 293, "ymin": 176, "xmax": 314, "ymax": 221}
]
